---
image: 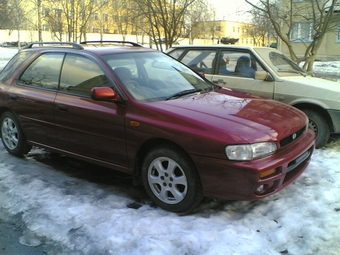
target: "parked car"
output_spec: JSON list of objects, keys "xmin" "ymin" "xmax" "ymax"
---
[
  {"xmin": 167, "ymin": 45, "xmax": 340, "ymax": 148},
  {"xmin": 269, "ymin": 42, "xmax": 277, "ymax": 48},
  {"xmin": 0, "ymin": 41, "xmax": 315, "ymax": 213},
  {"xmin": 0, "ymin": 41, "xmax": 29, "ymax": 47}
]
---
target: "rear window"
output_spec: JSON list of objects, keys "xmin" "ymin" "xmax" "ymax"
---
[{"xmin": 0, "ymin": 51, "xmax": 33, "ymax": 81}]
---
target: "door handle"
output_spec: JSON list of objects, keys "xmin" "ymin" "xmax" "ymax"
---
[
  {"xmin": 57, "ymin": 104, "xmax": 68, "ymax": 112},
  {"xmin": 9, "ymin": 94, "xmax": 18, "ymax": 100},
  {"xmin": 212, "ymin": 79, "xmax": 226, "ymax": 85}
]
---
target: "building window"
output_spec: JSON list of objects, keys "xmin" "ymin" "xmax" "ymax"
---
[
  {"xmin": 43, "ymin": 24, "xmax": 50, "ymax": 31},
  {"xmin": 54, "ymin": 9, "xmax": 62, "ymax": 20},
  {"xmin": 43, "ymin": 8, "xmax": 50, "ymax": 17},
  {"xmin": 336, "ymin": 26, "xmax": 340, "ymax": 42},
  {"xmin": 94, "ymin": 13, "xmax": 99, "ymax": 21},
  {"xmin": 291, "ymin": 22, "xmax": 313, "ymax": 41}
]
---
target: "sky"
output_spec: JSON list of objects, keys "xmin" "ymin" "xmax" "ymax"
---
[
  {"xmin": 208, "ymin": 0, "xmax": 252, "ymax": 21},
  {"xmin": 0, "ymin": 47, "xmax": 340, "ymax": 254}
]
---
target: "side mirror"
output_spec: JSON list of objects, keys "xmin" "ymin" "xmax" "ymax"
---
[
  {"xmin": 254, "ymin": 71, "xmax": 274, "ymax": 81},
  {"xmin": 254, "ymin": 71, "xmax": 267, "ymax": 80},
  {"xmin": 91, "ymin": 87, "xmax": 121, "ymax": 102}
]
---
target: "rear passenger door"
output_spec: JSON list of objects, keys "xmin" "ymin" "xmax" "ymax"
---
[
  {"xmin": 54, "ymin": 54, "xmax": 128, "ymax": 169},
  {"xmin": 179, "ymin": 49, "xmax": 217, "ymax": 75},
  {"xmin": 13, "ymin": 53, "xmax": 63, "ymax": 145}
]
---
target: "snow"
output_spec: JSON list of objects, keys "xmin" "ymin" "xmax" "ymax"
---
[
  {"xmin": 0, "ymin": 139, "xmax": 339, "ymax": 255},
  {"xmin": 0, "ymin": 47, "xmax": 340, "ymax": 255},
  {"xmin": 0, "ymin": 47, "xmax": 18, "ymax": 70}
]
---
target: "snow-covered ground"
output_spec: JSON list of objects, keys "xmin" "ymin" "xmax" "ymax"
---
[
  {"xmin": 0, "ymin": 47, "xmax": 18, "ymax": 70},
  {"xmin": 0, "ymin": 46, "xmax": 340, "ymax": 255},
  {"xmin": 0, "ymin": 137, "xmax": 339, "ymax": 255}
]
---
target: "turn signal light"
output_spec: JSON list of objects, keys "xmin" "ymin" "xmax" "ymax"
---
[{"xmin": 259, "ymin": 168, "xmax": 277, "ymax": 179}]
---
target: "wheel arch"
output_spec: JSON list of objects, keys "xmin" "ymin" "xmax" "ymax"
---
[
  {"xmin": 132, "ymin": 138, "xmax": 198, "ymax": 186},
  {"xmin": 293, "ymin": 103, "xmax": 334, "ymax": 132}
]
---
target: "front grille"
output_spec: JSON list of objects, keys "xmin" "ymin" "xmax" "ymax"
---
[{"xmin": 280, "ymin": 126, "xmax": 306, "ymax": 147}]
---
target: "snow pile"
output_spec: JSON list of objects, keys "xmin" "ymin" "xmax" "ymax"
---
[{"xmin": 0, "ymin": 138, "xmax": 339, "ymax": 255}]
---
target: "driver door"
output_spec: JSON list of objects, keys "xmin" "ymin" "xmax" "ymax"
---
[{"xmin": 210, "ymin": 50, "xmax": 275, "ymax": 99}]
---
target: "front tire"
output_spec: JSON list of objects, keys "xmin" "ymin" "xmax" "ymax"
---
[
  {"xmin": 302, "ymin": 109, "xmax": 330, "ymax": 148},
  {"xmin": 142, "ymin": 144, "xmax": 203, "ymax": 213},
  {"xmin": 1, "ymin": 112, "xmax": 32, "ymax": 156}
]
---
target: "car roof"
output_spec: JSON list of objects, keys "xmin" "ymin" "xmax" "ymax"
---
[
  {"xmin": 21, "ymin": 41, "xmax": 156, "ymax": 55},
  {"xmin": 168, "ymin": 44, "xmax": 268, "ymax": 51}
]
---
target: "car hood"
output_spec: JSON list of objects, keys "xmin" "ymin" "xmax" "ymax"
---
[
  {"xmin": 147, "ymin": 88, "xmax": 307, "ymax": 144},
  {"xmin": 283, "ymin": 76, "xmax": 340, "ymax": 92},
  {"xmin": 279, "ymin": 76, "xmax": 340, "ymax": 108}
]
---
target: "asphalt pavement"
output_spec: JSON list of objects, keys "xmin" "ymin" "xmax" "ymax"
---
[{"xmin": 0, "ymin": 213, "xmax": 47, "ymax": 255}]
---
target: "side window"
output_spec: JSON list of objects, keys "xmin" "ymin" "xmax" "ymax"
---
[
  {"xmin": 181, "ymin": 50, "xmax": 216, "ymax": 74},
  {"xmin": 167, "ymin": 49, "xmax": 185, "ymax": 59},
  {"xmin": 218, "ymin": 51, "xmax": 263, "ymax": 78},
  {"xmin": 60, "ymin": 54, "xmax": 109, "ymax": 96},
  {"xmin": 0, "ymin": 51, "xmax": 33, "ymax": 81},
  {"xmin": 19, "ymin": 53, "xmax": 64, "ymax": 89}
]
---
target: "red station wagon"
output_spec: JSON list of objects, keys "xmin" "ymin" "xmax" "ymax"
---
[{"xmin": 0, "ymin": 41, "xmax": 315, "ymax": 212}]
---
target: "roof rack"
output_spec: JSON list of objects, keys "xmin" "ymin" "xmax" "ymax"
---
[
  {"xmin": 80, "ymin": 40, "xmax": 142, "ymax": 47},
  {"xmin": 23, "ymin": 42, "xmax": 84, "ymax": 49}
]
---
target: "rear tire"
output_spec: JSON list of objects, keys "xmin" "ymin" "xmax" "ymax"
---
[
  {"xmin": 142, "ymin": 144, "xmax": 203, "ymax": 213},
  {"xmin": 302, "ymin": 109, "xmax": 330, "ymax": 148},
  {"xmin": 1, "ymin": 112, "xmax": 32, "ymax": 156}
]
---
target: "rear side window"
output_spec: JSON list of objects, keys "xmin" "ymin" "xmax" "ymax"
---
[
  {"xmin": 19, "ymin": 53, "xmax": 64, "ymax": 90},
  {"xmin": 180, "ymin": 50, "xmax": 216, "ymax": 74},
  {"xmin": 0, "ymin": 51, "xmax": 33, "ymax": 81},
  {"xmin": 60, "ymin": 54, "xmax": 109, "ymax": 97},
  {"xmin": 167, "ymin": 48, "xmax": 185, "ymax": 59}
]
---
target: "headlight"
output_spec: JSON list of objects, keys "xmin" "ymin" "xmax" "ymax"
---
[{"xmin": 225, "ymin": 142, "xmax": 277, "ymax": 161}]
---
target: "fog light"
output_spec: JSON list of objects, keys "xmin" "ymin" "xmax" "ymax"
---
[{"xmin": 256, "ymin": 185, "xmax": 264, "ymax": 194}]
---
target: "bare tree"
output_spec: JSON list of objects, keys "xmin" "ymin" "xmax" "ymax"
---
[
  {"xmin": 182, "ymin": 0, "xmax": 215, "ymax": 44},
  {"xmin": 0, "ymin": 0, "xmax": 11, "ymax": 29},
  {"xmin": 245, "ymin": 0, "xmax": 340, "ymax": 74},
  {"xmin": 6, "ymin": 0, "xmax": 29, "ymax": 47},
  {"xmin": 243, "ymin": 7, "xmax": 274, "ymax": 46},
  {"xmin": 110, "ymin": 0, "xmax": 134, "ymax": 41},
  {"xmin": 131, "ymin": 0, "xmax": 198, "ymax": 51}
]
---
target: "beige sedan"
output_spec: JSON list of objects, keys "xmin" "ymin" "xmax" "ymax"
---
[{"xmin": 167, "ymin": 45, "xmax": 340, "ymax": 148}]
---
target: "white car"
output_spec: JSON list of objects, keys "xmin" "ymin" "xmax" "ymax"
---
[{"xmin": 167, "ymin": 45, "xmax": 340, "ymax": 148}]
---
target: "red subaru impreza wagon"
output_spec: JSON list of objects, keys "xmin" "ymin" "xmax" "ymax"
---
[{"xmin": 0, "ymin": 41, "xmax": 315, "ymax": 212}]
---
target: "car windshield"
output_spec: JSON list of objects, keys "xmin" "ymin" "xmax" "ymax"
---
[
  {"xmin": 102, "ymin": 51, "xmax": 217, "ymax": 102},
  {"xmin": 268, "ymin": 52, "xmax": 306, "ymax": 76}
]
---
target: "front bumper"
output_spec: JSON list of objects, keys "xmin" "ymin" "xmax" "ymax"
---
[{"xmin": 191, "ymin": 128, "xmax": 315, "ymax": 201}]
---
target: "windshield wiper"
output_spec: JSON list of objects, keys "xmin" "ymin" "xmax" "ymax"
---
[
  {"xmin": 278, "ymin": 69, "xmax": 307, "ymax": 77},
  {"xmin": 165, "ymin": 88, "xmax": 202, "ymax": 100}
]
